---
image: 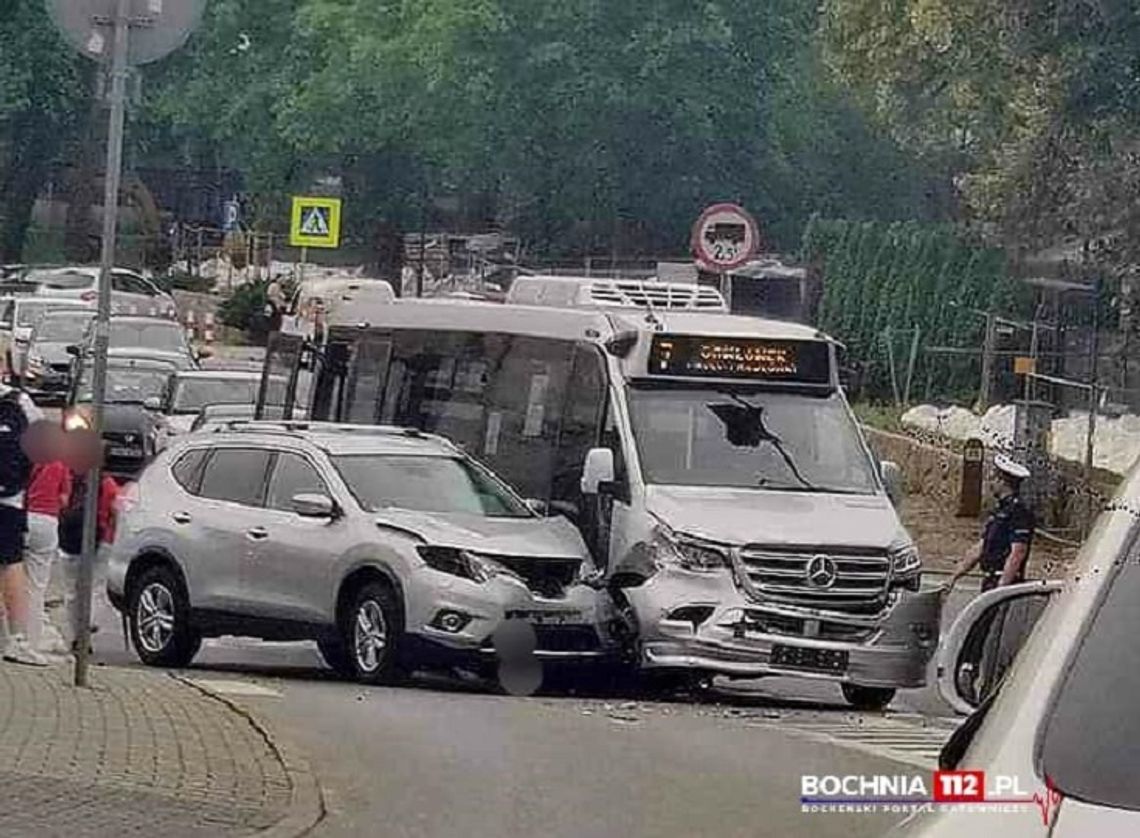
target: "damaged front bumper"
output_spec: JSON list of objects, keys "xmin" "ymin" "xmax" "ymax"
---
[
  {"xmin": 403, "ymin": 567, "xmax": 620, "ymax": 664},
  {"xmin": 626, "ymin": 568, "xmax": 942, "ymax": 688}
]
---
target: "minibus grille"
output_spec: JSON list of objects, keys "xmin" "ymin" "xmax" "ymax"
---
[{"xmin": 735, "ymin": 547, "xmax": 891, "ymax": 611}]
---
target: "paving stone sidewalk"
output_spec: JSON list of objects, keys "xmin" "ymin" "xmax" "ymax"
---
[{"xmin": 0, "ymin": 662, "xmax": 307, "ymax": 837}]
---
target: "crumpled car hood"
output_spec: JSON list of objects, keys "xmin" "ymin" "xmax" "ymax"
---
[{"xmin": 373, "ymin": 508, "xmax": 589, "ymax": 560}]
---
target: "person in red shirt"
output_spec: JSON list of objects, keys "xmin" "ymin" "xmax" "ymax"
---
[
  {"xmin": 57, "ymin": 430, "xmax": 120, "ymax": 650},
  {"xmin": 22, "ymin": 422, "xmax": 71, "ymax": 655}
]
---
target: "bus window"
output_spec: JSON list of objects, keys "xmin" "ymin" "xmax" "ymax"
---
[
  {"xmin": 550, "ymin": 345, "xmax": 607, "ymax": 521},
  {"xmin": 381, "ymin": 330, "xmax": 491, "ymax": 454},
  {"xmin": 481, "ymin": 336, "xmax": 574, "ymax": 501},
  {"xmin": 258, "ymin": 333, "xmax": 304, "ymax": 419},
  {"xmin": 344, "ymin": 335, "xmax": 391, "ymax": 423},
  {"xmin": 311, "ymin": 341, "xmax": 349, "ymax": 420}
]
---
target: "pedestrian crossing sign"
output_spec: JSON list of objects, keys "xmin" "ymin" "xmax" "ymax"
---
[{"xmin": 290, "ymin": 196, "xmax": 342, "ymax": 249}]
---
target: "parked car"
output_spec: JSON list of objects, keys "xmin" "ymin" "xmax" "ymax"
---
[
  {"xmin": 894, "ymin": 460, "xmax": 1140, "ymax": 837},
  {"xmin": 157, "ymin": 369, "xmax": 284, "ymax": 441},
  {"xmin": 20, "ymin": 307, "xmax": 96, "ymax": 401},
  {"xmin": 1, "ymin": 297, "xmax": 93, "ymax": 384},
  {"xmin": 106, "ymin": 422, "xmax": 617, "ymax": 684},
  {"xmin": 30, "ymin": 266, "xmax": 177, "ymax": 318},
  {"xmin": 67, "ymin": 355, "xmax": 177, "ymax": 478},
  {"xmin": 76, "ymin": 315, "xmax": 200, "ymax": 370}
]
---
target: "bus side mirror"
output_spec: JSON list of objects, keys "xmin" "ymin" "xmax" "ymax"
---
[
  {"xmin": 580, "ymin": 448, "xmax": 615, "ymax": 496},
  {"xmin": 880, "ymin": 460, "xmax": 903, "ymax": 505}
]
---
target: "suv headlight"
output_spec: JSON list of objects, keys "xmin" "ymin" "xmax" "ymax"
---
[
  {"xmin": 652, "ymin": 526, "xmax": 729, "ymax": 573},
  {"xmin": 417, "ymin": 546, "xmax": 524, "ymax": 585}
]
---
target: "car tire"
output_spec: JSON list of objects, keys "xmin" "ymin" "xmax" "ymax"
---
[
  {"xmin": 343, "ymin": 581, "xmax": 405, "ymax": 685},
  {"xmin": 127, "ymin": 565, "xmax": 201, "ymax": 668},
  {"xmin": 841, "ymin": 683, "xmax": 896, "ymax": 711},
  {"xmin": 317, "ymin": 636, "xmax": 354, "ymax": 677}
]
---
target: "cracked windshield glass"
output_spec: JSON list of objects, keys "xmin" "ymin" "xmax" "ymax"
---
[{"xmin": 1, "ymin": 2, "xmax": 1136, "ymax": 837}]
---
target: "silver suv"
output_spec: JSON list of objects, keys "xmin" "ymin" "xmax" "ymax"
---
[{"xmin": 107, "ymin": 422, "xmax": 615, "ymax": 684}]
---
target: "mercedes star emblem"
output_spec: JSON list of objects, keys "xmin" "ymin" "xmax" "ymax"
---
[{"xmin": 805, "ymin": 555, "xmax": 838, "ymax": 589}]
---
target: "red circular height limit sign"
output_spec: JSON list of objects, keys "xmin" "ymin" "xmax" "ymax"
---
[{"xmin": 691, "ymin": 203, "xmax": 761, "ymax": 272}]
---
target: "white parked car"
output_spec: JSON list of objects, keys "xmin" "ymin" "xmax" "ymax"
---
[
  {"xmin": 894, "ymin": 460, "xmax": 1140, "ymax": 836},
  {"xmin": 30, "ymin": 266, "xmax": 177, "ymax": 318}
]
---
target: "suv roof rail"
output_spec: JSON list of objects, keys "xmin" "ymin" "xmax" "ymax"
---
[{"xmin": 214, "ymin": 420, "xmax": 437, "ymax": 441}]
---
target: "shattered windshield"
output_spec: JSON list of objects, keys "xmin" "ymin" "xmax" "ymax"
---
[{"xmin": 627, "ymin": 387, "xmax": 879, "ymax": 494}]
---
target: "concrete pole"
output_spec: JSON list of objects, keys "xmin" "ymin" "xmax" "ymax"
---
[{"xmin": 75, "ymin": 0, "xmax": 131, "ymax": 688}]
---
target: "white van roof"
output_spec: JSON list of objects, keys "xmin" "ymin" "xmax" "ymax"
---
[
  {"xmin": 507, "ymin": 275, "xmax": 727, "ymax": 312},
  {"xmin": 331, "ymin": 297, "xmax": 830, "ymax": 345}
]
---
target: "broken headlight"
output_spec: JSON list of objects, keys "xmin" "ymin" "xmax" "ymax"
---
[
  {"xmin": 417, "ymin": 546, "xmax": 524, "ymax": 585},
  {"xmin": 652, "ymin": 526, "xmax": 730, "ymax": 574}
]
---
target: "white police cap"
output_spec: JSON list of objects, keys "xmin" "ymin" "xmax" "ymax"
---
[{"xmin": 994, "ymin": 453, "xmax": 1030, "ymax": 480}]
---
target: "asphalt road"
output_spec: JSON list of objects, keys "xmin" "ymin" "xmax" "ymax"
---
[{"xmin": 84, "ymin": 581, "xmax": 977, "ymax": 838}]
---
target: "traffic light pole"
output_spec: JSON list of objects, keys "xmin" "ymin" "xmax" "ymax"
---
[{"xmin": 74, "ymin": 0, "xmax": 130, "ymax": 688}]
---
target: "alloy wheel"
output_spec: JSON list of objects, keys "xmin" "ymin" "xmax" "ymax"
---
[
  {"xmin": 353, "ymin": 599, "xmax": 388, "ymax": 673},
  {"xmin": 137, "ymin": 582, "xmax": 176, "ymax": 653}
]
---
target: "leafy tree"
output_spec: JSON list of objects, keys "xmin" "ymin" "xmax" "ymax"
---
[{"xmin": 0, "ymin": 1, "xmax": 87, "ymax": 261}]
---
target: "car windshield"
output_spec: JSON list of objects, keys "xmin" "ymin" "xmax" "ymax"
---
[
  {"xmin": 171, "ymin": 377, "xmax": 276, "ymax": 413},
  {"xmin": 109, "ymin": 321, "xmax": 185, "ymax": 353},
  {"xmin": 626, "ymin": 387, "xmax": 879, "ymax": 494},
  {"xmin": 28, "ymin": 270, "xmax": 94, "ymax": 290},
  {"xmin": 332, "ymin": 454, "xmax": 530, "ymax": 517},
  {"xmin": 76, "ymin": 366, "xmax": 170, "ymax": 404},
  {"xmin": 33, "ymin": 312, "xmax": 92, "ymax": 342},
  {"xmin": 16, "ymin": 302, "xmax": 63, "ymax": 327}
]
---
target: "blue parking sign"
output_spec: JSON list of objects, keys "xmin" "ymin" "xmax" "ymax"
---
[{"xmin": 223, "ymin": 200, "xmax": 240, "ymax": 232}]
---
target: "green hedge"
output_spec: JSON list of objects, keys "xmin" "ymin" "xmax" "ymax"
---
[{"xmin": 802, "ymin": 219, "xmax": 1028, "ymax": 402}]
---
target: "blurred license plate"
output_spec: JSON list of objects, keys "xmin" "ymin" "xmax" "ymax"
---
[
  {"xmin": 505, "ymin": 610, "xmax": 582, "ymax": 625},
  {"xmin": 770, "ymin": 644, "xmax": 848, "ymax": 674},
  {"xmin": 109, "ymin": 446, "xmax": 142, "ymax": 458}
]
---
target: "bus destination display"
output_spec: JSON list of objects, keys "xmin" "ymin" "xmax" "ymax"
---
[{"xmin": 648, "ymin": 335, "xmax": 831, "ymax": 384}]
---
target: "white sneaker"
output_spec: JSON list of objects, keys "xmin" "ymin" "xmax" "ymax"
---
[
  {"xmin": 4, "ymin": 636, "xmax": 50, "ymax": 667},
  {"xmin": 38, "ymin": 625, "xmax": 70, "ymax": 656}
]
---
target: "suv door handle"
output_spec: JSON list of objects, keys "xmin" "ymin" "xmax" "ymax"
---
[
  {"xmin": 246, "ymin": 527, "xmax": 269, "ymax": 541},
  {"xmin": 172, "ymin": 512, "xmax": 192, "ymax": 525}
]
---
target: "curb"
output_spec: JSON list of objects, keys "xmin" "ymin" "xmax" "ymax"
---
[{"xmin": 171, "ymin": 673, "xmax": 326, "ymax": 837}]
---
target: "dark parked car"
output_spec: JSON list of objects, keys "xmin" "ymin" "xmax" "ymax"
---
[
  {"xmin": 66, "ymin": 355, "xmax": 177, "ymax": 479},
  {"xmin": 20, "ymin": 308, "xmax": 96, "ymax": 402}
]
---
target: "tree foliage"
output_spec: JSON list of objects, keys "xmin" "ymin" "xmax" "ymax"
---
[
  {"xmin": 0, "ymin": 1, "xmax": 88, "ymax": 260},
  {"xmin": 821, "ymin": 0, "xmax": 1140, "ymax": 269},
  {"xmin": 142, "ymin": 0, "xmax": 943, "ymax": 255},
  {"xmin": 804, "ymin": 218, "xmax": 1025, "ymax": 401}
]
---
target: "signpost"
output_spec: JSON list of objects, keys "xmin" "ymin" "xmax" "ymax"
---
[
  {"xmin": 45, "ymin": 0, "xmax": 207, "ymax": 688},
  {"xmin": 690, "ymin": 202, "xmax": 761, "ymax": 307},
  {"xmin": 289, "ymin": 196, "xmax": 342, "ymax": 250}
]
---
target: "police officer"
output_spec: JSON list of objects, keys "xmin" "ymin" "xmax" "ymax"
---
[{"xmin": 948, "ymin": 453, "xmax": 1036, "ymax": 592}]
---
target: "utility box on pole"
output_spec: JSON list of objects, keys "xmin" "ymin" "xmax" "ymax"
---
[{"xmin": 1014, "ymin": 399, "xmax": 1055, "ymax": 522}]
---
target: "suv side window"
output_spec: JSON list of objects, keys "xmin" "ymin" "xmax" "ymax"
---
[
  {"xmin": 199, "ymin": 449, "xmax": 271, "ymax": 506},
  {"xmin": 171, "ymin": 449, "xmax": 209, "ymax": 493},
  {"xmin": 266, "ymin": 453, "xmax": 328, "ymax": 511},
  {"xmin": 0, "ymin": 301, "xmax": 13, "ymax": 330}
]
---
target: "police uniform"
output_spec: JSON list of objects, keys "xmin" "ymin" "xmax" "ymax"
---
[{"xmin": 978, "ymin": 456, "xmax": 1035, "ymax": 591}]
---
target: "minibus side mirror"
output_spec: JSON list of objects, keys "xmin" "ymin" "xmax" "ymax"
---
[
  {"xmin": 580, "ymin": 448, "xmax": 615, "ymax": 496},
  {"xmin": 880, "ymin": 460, "xmax": 903, "ymax": 505}
]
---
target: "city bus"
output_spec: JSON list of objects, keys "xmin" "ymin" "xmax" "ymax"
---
[{"xmin": 259, "ymin": 276, "xmax": 941, "ymax": 707}]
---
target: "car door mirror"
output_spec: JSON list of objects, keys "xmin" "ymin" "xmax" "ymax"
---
[
  {"xmin": 143, "ymin": 396, "xmax": 161, "ymax": 411},
  {"xmin": 525, "ymin": 498, "xmax": 548, "ymax": 516},
  {"xmin": 937, "ymin": 580, "xmax": 1061, "ymax": 715},
  {"xmin": 65, "ymin": 344, "xmax": 81, "ymax": 357},
  {"xmin": 291, "ymin": 492, "xmax": 336, "ymax": 519},
  {"xmin": 580, "ymin": 448, "xmax": 615, "ymax": 496},
  {"xmin": 197, "ymin": 346, "xmax": 213, "ymax": 360},
  {"xmin": 880, "ymin": 460, "xmax": 903, "ymax": 504}
]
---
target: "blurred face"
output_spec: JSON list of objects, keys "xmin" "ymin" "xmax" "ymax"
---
[
  {"xmin": 21, "ymin": 420, "xmax": 66, "ymax": 464},
  {"xmin": 63, "ymin": 428, "xmax": 103, "ymax": 473}
]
